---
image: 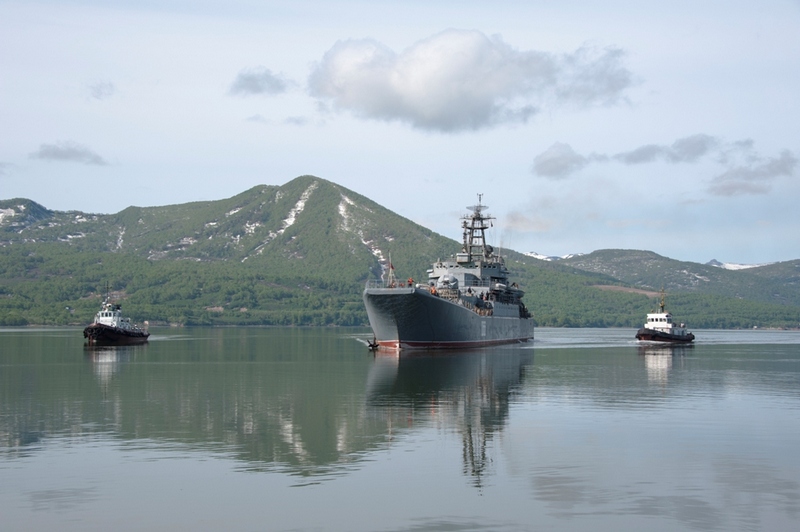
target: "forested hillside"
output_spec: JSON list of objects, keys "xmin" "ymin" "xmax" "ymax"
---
[
  {"xmin": 2, "ymin": 176, "xmax": 799, "ymax": 329},
  {"xmin": 560, "ymin": 249, "xmax": 800, "ymax": 307}
]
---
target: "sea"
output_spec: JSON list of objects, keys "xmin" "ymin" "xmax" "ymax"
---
[{"xmin": 1, "ymin": 326, "xmax": 799, "ymax": 531}]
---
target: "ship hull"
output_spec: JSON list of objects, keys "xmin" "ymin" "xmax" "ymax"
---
[
  {"xmin": 635, "ymin": 327, "xmax": 694, "ymax": 344},
  {"xmin": 83, "ymin": 323, "xmax": 150, "ymax": 346},
  {"xmin": 363, "ymin": 287, "xmax": 534, "ymax": 350}
]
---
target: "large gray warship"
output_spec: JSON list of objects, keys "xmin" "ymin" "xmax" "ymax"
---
[{"xmin": 363, "ymin": 196, "xmax": 534, "ymax": 350}]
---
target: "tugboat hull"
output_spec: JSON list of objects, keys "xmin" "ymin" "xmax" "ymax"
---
[
  {"xmin": 83, "ymin": 323, "xmax": 150, "ymax": 346},
  {"xmin": 635, "ymin": 327, "xmax": 694, "ymax": 344}
]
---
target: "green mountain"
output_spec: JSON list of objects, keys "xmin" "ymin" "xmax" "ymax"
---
[
  {"xmin": 1, "ymin": 175, "xmax": 799, "ymax": 329},
  {"xmin": 0, "ymin": 176, "xmax": 454, "ymax": 326},
  {"xmin": 559, "ymin": 249, "xmax": 800, "ymax": 307}
]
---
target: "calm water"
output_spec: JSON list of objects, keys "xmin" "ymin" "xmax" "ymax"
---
[{"xmin": 1, "ymin": 327, "xmax": 799, "ymax": 531}]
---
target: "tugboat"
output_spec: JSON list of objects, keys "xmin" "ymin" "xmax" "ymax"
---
[
  {"xmin": 83, "ymin": 291, "xmax": 150, "ymax": 346},
  {"xmin": 635, "ymin": 290, "xmax": 694, "ymax": 344},
  {"xmin": 363, "ymin": 195, "xmax": 534, "ymax": 350}
]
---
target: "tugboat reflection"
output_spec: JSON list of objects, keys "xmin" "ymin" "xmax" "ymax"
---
[
  {"xmin": 637, "ymin": 344, "xmax": 690, "ymax": 385},
  {"xmin": 366, "ymin": 348, "xmax": 532, "ymax": 488},
  {"xmin": 84, "ymin": 345, "xmax": 143, "ymax": 391}
]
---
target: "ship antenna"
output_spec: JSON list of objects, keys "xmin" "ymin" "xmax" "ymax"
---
[{"xmin": 463, "ymin": 193, "xmax": 494, "ymax": 262}]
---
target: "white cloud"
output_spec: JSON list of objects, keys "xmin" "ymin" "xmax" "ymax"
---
[
  {"xmin": 29, "ymin": 142, "xmax": 109, "ymax": 166},
  {"xmin": 308, "ymin": 29, "xmax": 632, "ymax": 132},
  {"xmin": 229, "ymin": 67, "xmax": 292, "ymax": 96}
]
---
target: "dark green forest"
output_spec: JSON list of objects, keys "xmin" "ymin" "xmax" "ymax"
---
[{"xmin": 2, "ymin": 242, "xmax": 799, "ymax": 330}]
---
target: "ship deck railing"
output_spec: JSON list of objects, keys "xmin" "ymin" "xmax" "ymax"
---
[
  {"xmin": 365, "ymin": 279, "xmax": 507, "ymax": 290},
  {"xmin": 364, "ymin": 281, "xmax": 495, "ymax": 316},
  {"xmin": 365, "ymin": 280, "xmax": 421, "ymax": 289}
]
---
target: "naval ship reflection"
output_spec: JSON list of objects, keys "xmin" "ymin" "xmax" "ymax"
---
[
  {"xmin": 5, "ymin": 337, "xmax": 530, "ymax": 488},
  {"xmin": 366, "ymin": 348, "xmax": 532, "ymax": 488}
]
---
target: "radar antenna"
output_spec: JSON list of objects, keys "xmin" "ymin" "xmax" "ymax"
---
[{"xmin": 462, "ymin": 194, "xmax": 494, "ymax": 262}]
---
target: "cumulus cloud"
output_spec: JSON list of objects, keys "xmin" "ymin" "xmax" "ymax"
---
[
  {"xmin": 89, "ymin": 81, "xmax": 115, "ymax": 100},
  {"xmin": 29, "ymin": 142, "xmax": 108, "ymax": 166},
  {"xmin": 308, "ymin": 29, "xmax": 633, "ymax": 132},
  {"xmin": 707, "ymin": 150, "xmax": 797, "ymax": 196},
  {"xmin": 229, "ymin": 67, "xmax": 291, "ymax": 96}
]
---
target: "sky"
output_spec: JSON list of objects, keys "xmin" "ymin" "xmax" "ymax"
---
[{"xmin": 1, "ymin": 0, "xmax": 799, "ymax": 265}]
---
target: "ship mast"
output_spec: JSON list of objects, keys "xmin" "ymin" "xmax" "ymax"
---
[{"xmin": 462, "ymin": 194, "xmax": 494, "ymax": 263}]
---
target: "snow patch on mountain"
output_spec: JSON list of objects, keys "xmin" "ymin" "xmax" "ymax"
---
[
  {"xmin": 246, "ymin": 181, "xmax": 319, "ymax": 260},
  {"xmin": 0, "ymin": 208, "xmax": 16, "ymax": 225},
  {"xmin": 277, "ymin": 182, "xmax": 317, "ymax": 233},
  {"xmin": 524, "ymin": 251, "xmax": 584, "ymax": 261},
  {"xmin": 338, "ymin": 193, "xmax": 385, "ymax": 262},
  {"xmin": 706, "ymin": 259, "xmax": 772, "ymax": 270}
]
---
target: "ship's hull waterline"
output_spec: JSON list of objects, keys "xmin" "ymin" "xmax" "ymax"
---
[
  {"xmin": 83, "ymin": 323, "xmax": 150, "ymax": 346},
  {"xmin": 363, "ymin": 287, "xmax": 534, "ymax": 350},
  {"xmin": 635, "ymin": 328, "xmax": 695, "ymax": 344}
]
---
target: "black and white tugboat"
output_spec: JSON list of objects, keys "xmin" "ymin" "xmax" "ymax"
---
[
  {"xmin": 635, "ymin": 290, "xmax": 694, "ymax": 344},
  {"xmin": 363, "ymin": 195, "xmax": 534, "ymax": 350},
  {"xmin": 83, "ymin": 291, "xmax": 150, "ymax": 346}
]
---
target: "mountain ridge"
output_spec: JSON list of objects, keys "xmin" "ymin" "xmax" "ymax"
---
[{"xmin": 1, "ymin": 175, "xmax": 799, "ymax": 328}]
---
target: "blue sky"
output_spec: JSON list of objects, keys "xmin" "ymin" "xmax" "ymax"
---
[{"xmin": 2, "ymin": 0, "xmax": 799, "ymax": 264}]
